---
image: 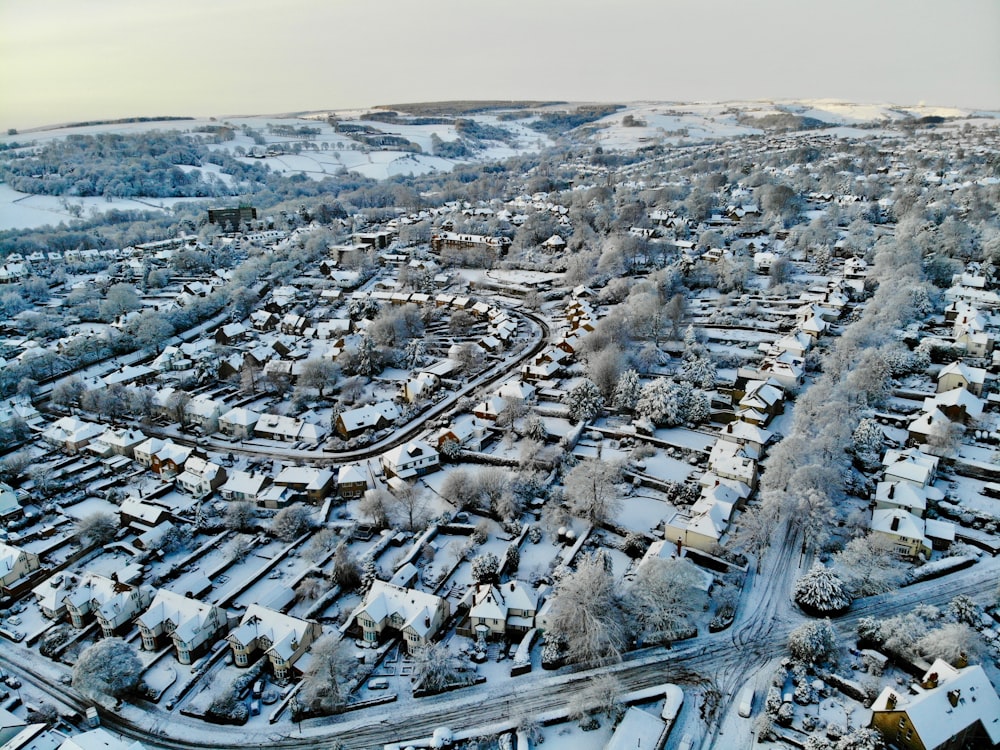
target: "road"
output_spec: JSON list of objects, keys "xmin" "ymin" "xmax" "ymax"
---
[
  {"xmin": 5, "ymin": 541, "xmax": 997, "ymax": 750},
  {"xmin": 45, "ymin": 307, "xmax": 551, "ymax": 470}
]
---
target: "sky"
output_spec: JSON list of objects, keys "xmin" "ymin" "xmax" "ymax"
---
[{"xmin": 1, "ymin": 0, "xmax": 998, "ymax": 131}]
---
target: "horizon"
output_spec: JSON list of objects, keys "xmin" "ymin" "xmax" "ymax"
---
[
  {"xmin": 9, "ymin": 96, "xmax": 1000, "ymax": 137},
  {"xmin": 2, "ymin": 0, "xmax": 998, "ymax": 132}
]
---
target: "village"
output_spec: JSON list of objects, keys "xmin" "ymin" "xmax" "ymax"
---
[{"xmin": 0, "ymin": 101, "xmax": 999, "ymax": 750}]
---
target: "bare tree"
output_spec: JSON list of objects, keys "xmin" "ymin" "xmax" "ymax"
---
[
  {"xmin": 295, "ymin": 635, "xmax": 356, "ymax": 717},
  {"xmin": 834, "ymin": 534, "xmax": 906, "ymax": 596},
  {"xmin": 412, "ymin": 642, "xmax": 472, "ymax": 693},
  {"xmin": 358, "ymin": 488, "xmax": 391, "ymax": 528},
  {"xmin": 563, "ymin": 459, "xmax": 622, "ymax": 525},
  {"xmin": 567, "ymin": 674, "xmax": 623, "ymax": 726},
  {"xmin": 546, "ymin": 552, "xmax": 630, "ymax": 665},
  {"xmin": 627, "ymin": 557, "xmax": 707, "ymax": 644},
  {"xmin": 388, "ymin": 484, "xmax": 433, "ymax": 532}
]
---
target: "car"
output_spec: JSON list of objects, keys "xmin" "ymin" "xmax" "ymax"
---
[
  {"xmin": 737, "ymin": 684, "xmax": 755, "ymax": 718},
  {"xmin": 677, "ymin": 734, "xmax": 694, "ymax": 750},
  {"xmin": 3, "ymin": 676, "xmax": 21, "ymax": 689},
  {"xmin": 249, "ymin": 699, "xmax": 261, "ymax": 716},
  {"xmin": 367, "ymin": 678, "xmax": 389, "ymax": 690},
  {"xmin": 252, "ymin": 680, "xmax": 264, "ymax": 698}
]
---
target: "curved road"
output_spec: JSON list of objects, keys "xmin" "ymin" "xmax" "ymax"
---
[{"xmin": 5, "ymin": 535, "xmax": 997, "ymax": 750}]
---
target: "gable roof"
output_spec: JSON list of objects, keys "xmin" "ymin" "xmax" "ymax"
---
[{"xmin": 871, "ymin": 659, "xmax": 1000, "ymax": 748}]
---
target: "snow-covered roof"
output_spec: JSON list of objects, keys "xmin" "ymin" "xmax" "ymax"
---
[
  {"xmin": 337, "ymin": 464, "xmax": 367, "ymax": 485},
  {"xmin": 923, "ymin": 387, "xmax": 984, "ymax": 420},
  {"xmin": 339, "ymin": 401, "xmax": 401, "ymax": 433},
  {"xmin": 938, "ymin": 360, "xmax": 986, "ymax": 386},
  {"xmin": 352, "ymin": 580, "xmax": 448, "ymax": 637},
  {"xmin": 59, "ymin": 728, "xmax": 147, "ymax": 750},
  {"xmin": 874, "ymin": 481, "xmax": 928, "ymax": 514},
  {"xmin": 220, "ymin": 470, "xmax": 270, "ymax": 497},
  {"xmin": 606, "ymin": 707, "xmax": 667, "ymax": 750},
  {"xmin": 871, "ymin": 659, "xmax": 1000, "ymax": 749}
]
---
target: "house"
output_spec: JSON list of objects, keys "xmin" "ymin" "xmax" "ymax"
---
[
  {"xmin": 335, "ymin": 401, "xmax": 401, "ymax": 439},
  {"xmin": 922, "ymin": 388, "xmax": 984, "ymax": 425},
  {"xmin": 738, "ymin": 380, "xmax": 784, "ymax": 425},
  {"xmin": 936, "ymin": 361, "xmax": 987, "ymax": 397},
  {"xmin": 133, "ymin": 438, "xmax": 192, "ymax": 476},
  {"xmin": 93, "ymin": 583, "xmax": 154, "ymax": 638},
  {"xmin": 431, "ymin": 232, "xmax": 510, "ymax": 256},
  {"xmin": 220, "ymin": 470, "xmax": 272, "ymax": 503},
  {"xmin": 93, "ymin": 427, "xmax": 147, "ymax": 459},
  {"xmin": 337, "ymin": 464, "xmax": 368, "ymax": 499},
  {"xmin": 257, "ymin": 484, "xmax": 296, "ymax": 510},
  {"xmin": 61, "ymin": 571, "xmax": 145, "ymax": 629},
  {"xmin": 883, "ymin": 449, "xmax": 938, "ymax": 489},
  {"xmin": 219, "ymin": 407, "xmax": 261, "ymax": 440},
  {"xmin": 254, "ymin": 414, "xmax": 326, "ymax": 443},
  {"xmin": 955, "ymin": 329, "xmax": 993, "ymax": 358},
  {"xmin": 250, "ymin": 310, "xmax": 279, "ymax": 331},
  {"xmin": 473, "ymin": 395, "xmax": 507, "ymax": 422},
  {"xmin": 136, "ymin": 589, "xmax": 227, "ymax": 664},
  {"xmin": 708, "ymin": 442, "xmax": 758, "ymax": 491},
  {"xmin": 41, "ymin": 416, "xmax": 104, "ymax": 454},
  {"xmin": 661, "ymin": 486, "xmax": 739, "ymax": 554},
  {"xmin": 184, "ymin": 395, "xmax": 226, "ymax": 428},
  {"xmin": 718, "ymin": 420, "xmax": 773, "ymax": 457},
  {"xmin": 458, "ymin": 581, "xmax": 540, "ymax": 639},
  {"xmin": 381, "ymin": 440, "xmax": 440, "ymax": 479},
  {"xmin": 869, "ymin": 508, "xmax": 953, "ymax": 558},
  {"xmin": 0, "ymin": 396, "xmax": 41, "ymax": 431},
  {"xmin": 0, "ymin": 542, "xmax": 42, "ymax": 596},
  {"xmin": 873, "ymin": 481, "xmax": 939, "ymax": 517},
  {"xmin": 280, "ymin": 313, "xmax": 308, "ymax": 335},
  {"xmin": 101, "ymin": 364, "xmax": 157, "ymax": 388},
  {"xmin": 348, "ymin": 580, "xmax": 450, "ymax": 652},
  {"xmin": 403, "ymin": 372, "xmax": 440, "ymax": 403},
  {"xmin": 175, "ymin": 456, "xmax": 227, "ymax": 498},
  {"xmin": 32, "ymin": 573, "xmax": 73, "ymax": 620},
  {"xmin": 273, "ymin": 466, "xmax": 335, "ymax": 503},
  {"xmin": 118, "ymin": 497, "xmax": 172, "ymax": 528},
  {"xmin": 226, "ymin": 604, "xmax": 322, "ymax": 681},
  {"xmin": 908, "ymin": 407, "xmax": 952, "ymax": 447},
  {"xmin": 0, "ymin": 482, "xmax": 22, "ymax": 522},
  {"xmin": 434, "ymin": 414, "xmax": 489, "ymax": 452},
  {"xmin": 869, "ymin": 658, "xmax": 1000, "ymax": 750},
  {"xmin": 214, "ymin": 322, "xmax": 248, "ymax": 346}
]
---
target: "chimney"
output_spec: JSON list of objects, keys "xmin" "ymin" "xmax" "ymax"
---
[
  {"xmin": 424, "ymin": 616, "xmax": 431, "ymax": 629},
  {"xmin": 886, "ymin": 693, "xmax": 897, "ymax": 710},
  {"xmin": 888, "ymin": 484, "xmax": 895, "ymax": 499},
  {"xmin": 948, "ymin": 689, "xmax": 961, "ymax": 707},
  {"xmin": 924, "ymin": 672, "xmax": 939, "ymax": 689},
  {"xmin": 891, "ymin": 516, "xmax": 900, "ymax": 531}
]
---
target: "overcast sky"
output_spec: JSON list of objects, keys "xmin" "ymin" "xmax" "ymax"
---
[{"xmin": 2, "ymin": 0, "xmax": 998, "ymax": 131}]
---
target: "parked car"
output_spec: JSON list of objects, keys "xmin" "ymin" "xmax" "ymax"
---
[
  {"xmin": 738, "ymin": 684, "xmax": 755, "ymax": 718},
  {"xmin": 252, "ymin": 680, "xmax": 264, "ymax": 698},
  {"xmin": 249, "ymin": 699, "xmax": 261, "ymax": 717},
  {"xmin": 367, "ymin": 678, "xmax": 389, "ymax": 690}
]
